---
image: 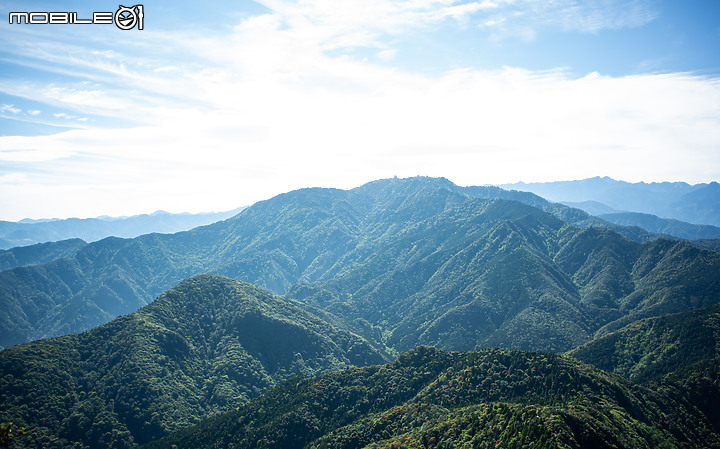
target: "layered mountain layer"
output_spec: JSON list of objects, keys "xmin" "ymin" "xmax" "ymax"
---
[{"xmin": 2, "ymin": 177, "xmax": 718, "ymax": 352}]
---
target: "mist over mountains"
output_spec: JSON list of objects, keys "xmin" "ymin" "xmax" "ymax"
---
[
  {"xmin": 0, "ymin": 208, "xmax": 244, "ymax": 250},
  {"xmin": 502, "ymin": 177, "xmax": 720, "ymax": 227}
]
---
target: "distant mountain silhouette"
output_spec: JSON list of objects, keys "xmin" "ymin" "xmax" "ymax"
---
[
  {"xmin": 502, "ymin": 177, "xmax": 720, "ymax": 227},
  {"xmin": 0, "ymin": 208, "xmax": 244, "ymax": 249}
]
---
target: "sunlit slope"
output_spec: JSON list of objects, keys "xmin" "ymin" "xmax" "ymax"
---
[{"xmin": 144, "ymin": 346, "xmax": 720, "ymax": 449}]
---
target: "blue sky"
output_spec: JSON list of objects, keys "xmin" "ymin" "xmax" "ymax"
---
[{"xmin": 0, "ymin": 0, "xmax": 719, "ymax": 219}]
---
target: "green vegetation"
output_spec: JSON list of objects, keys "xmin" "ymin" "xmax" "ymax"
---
[
  {"xmin": 599, "ymin": 212, "xmax": 720, "ymax": 241},
  {"xmin": 0, "ymin": 422, "xmax": 25, "ymax": 447},
  {"xmin": 693, "ymin": 238, "xmax": 720, "ymax": 253},
  {"xmin": 290, "ymin": 200, "xmax": 720, "ymax": 353},
  {"xmin": 143, "ymin": 346, "xmax": 720, "ymax": 449},
  {"xmin": 570, "ymin": 303, "xmax": 720, "ymax": 384},
  {"xmin": 3, "ymin": 177, "xmax": 719, "ymax": 352},
  {"xmin": 0, "ymin": 239, "xmax": 86, "ymax": 271},
  {"xmin": 0, "ymin": 274, "xmax": 386, "ymax": 448},
  {"xmin": 1, "ymin": 177, "xmax": 719, "ymax": 448}
]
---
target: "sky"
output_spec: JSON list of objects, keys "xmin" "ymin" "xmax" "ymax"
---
[{"xmin": 0, "ymin": 0, "xmax": 719, "ymax": 220}]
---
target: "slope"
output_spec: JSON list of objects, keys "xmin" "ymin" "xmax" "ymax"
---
[
  {"xmin": 461, "ymin": 184, "xmax": 657, "ymax": 242},
  {"xmin": 2, "ymin": 177, "xmax": 720, "ymax": 353},
  {"xmin": 0, "ymin": 274, "xmax": 387, "ymax": 449},
  {"xmin": 569, "ymin": 303, "xmax": 720, "ymax": 384},
  {"xmin": 143, "ymin": 345, "xmax": 720, "ymax": 449},
  {"xmin": 0, "ymin": 238, "xmax": 86, "ymax": 271},
  {"xmin": 290, "ymin": 199, "xmax": 720, "ymax": 353},
  {"xmin": 599, "ymin": 212, "xmax": 720, "ymax": 241}
]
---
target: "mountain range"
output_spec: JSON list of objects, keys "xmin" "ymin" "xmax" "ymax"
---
[
  {"xmin": 502, "ymin": 177, "xmax": 720, "ymax": 227},
  {"xmin": 559, "ymin": 200, "xmax": 720, "ymax": 242},
  {"xmin": 596, "ymin": 212, "xmax": 720, "ymax": 241},
  {"xmin": 0, "ymin": 239, "xmax": 87, "ymax": 272},
  {"xmin": 0, "ymin": 208, "xmax": 244, "ymax": 250},
  {"xmin": 2, "ymin": 275, "xmax": 719, "ymax": 448},
  {"xmin": 1, "ymin": 176, "xmax": 719, "ymax": 448},
  {"xmin": 3, "ymin": 177, "xmax": 719, "ymax": 350}
]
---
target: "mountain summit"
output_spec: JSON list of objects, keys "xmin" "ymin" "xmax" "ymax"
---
[{"xmin": 1, "ymin": 176, "xmax": 719, "ymax": 352}]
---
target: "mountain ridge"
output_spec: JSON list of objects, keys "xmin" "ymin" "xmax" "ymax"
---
[
  {"xmin": 501, "ymin": 177, "xmax": 720, "ymax": 227},
  {"xmin": 142, "ymin": 345, "xmax": 720, "ymax": 449},
  {"xmin": 0, "ymin": 208, "xmax": 244, "ymax": 250},
  {"xmin": 0, "ymin": 274, "xmax": 387, "ymax": 448},
  {"xmin": 2, "ymin": 176, "xmax": 719, "ymax": 351},
  {"xmin": 599, "ymin": 211, "xmax": 720, "ymax": 240},
  {"xmin": 569, "ymin": 302, "xmax": 720, "ymax": 384}
]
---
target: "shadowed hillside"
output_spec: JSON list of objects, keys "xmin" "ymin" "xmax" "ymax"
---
[{"xmin": 0, "ymin": 274, "xmax": 386, "ymax": 448}]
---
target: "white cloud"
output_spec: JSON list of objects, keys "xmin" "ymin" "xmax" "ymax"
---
[
  {"xmin": 0, "ymin": 0, "xmax": 716, "ymax": 220},
  {"xmin": 0, "ymin": 104, "xmax": 21, "ymax": 114},
  {"xmin": 476, "ymin": 0, "xmax": 657, "ymax": 39},
  {"xmin": 377, "ymin": 49, "xmax": 397, "ymax": 61},
  {"xmin": 154, "ymin": 66, "xmax": 179, "ymax": 73}
]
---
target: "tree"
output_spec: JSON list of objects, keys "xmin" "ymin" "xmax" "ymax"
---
[{"xmin": 0, "ymin": 422, "xmax": 26, "ymax": 447}]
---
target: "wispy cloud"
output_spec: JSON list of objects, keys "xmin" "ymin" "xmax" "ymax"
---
[
  {"xmin": 475, "ymin": 0, "xmax": 658, "ymax": 38},
  {"xmin": 0, "ymin": 104, "xmax": 21, "ymax": 114},
  {"xmin": 0, "ymin": 0, "xmax": 716, "ymax": 220}
]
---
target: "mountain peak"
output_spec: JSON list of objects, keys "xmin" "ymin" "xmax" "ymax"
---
[{"xmin": 0, "ymin": 275, "xmax": 388, "ymax": 447}]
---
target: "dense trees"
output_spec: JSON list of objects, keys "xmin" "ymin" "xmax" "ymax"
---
[
  {"xmin": 0, "ymin": 275, "xmax": 386, "ymax": 449},
  {"xmin": 144, "ymin": 346, "xmax": 720, "ymax": 449},
  {"xmin": 570, "ymin": 303, "xmax": 720, "ymax": 384},
  {"xmin": 5, "ymin": 176, "xmax": 711, "ymax": 350},
  {"xmin": 1, "ymin": 177, "xmax": 720, "ymax": 448}
]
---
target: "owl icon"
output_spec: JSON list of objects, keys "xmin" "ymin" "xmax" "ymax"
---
[{"xmin": 115, "ymin": 5, "xmax": 144, "ymax": 30}]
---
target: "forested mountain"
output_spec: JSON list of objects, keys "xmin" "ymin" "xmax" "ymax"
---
[
  {"xmin": 0, "ymin": 239, "xmax": 86, "ymax": 271},
  {"xmin": 2, "ymin": 175, "xmax": 719, "ymax": 448},
  {"xmin": 570, "ymin": 303, "xmax": 720, "ymax": 384},
  {"xmin": 598, "ymin": 211, "xmax": 720, "ymax": 241},
  {"xmin": 694, "ymin": 239, "xmax": 720, "ymax": 253},
  {"xmin": 2, "ymin": 177, "xmax": 719, "ymax": 351},
  {"xmin": 0, "ymin": 208, "xmax": 243, "ymax": 249},
  {"xmin": 4, "ymin": 273, "xmax": 718, "ymax": 448},
  {"xmin": 502, "ymin": 177, "xmax": 720, "ymax": 227},
  {"xmin": 461, "ymin": 183, "xmax": 657, "ymax": 242},
  {"xmin": 0, "ymin": 274, "xmax": 386, "ymax": 449},
  {"xmin": 143, "ymin": 345, "xmax": 720, "ymax": 449},
  {"xmin": 562, "ymin": 199, "xmax": 720, "ymax": 242},
  {"xmin": 290, "ymin": 219, "xmax": 720, "ymax": 352}
]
